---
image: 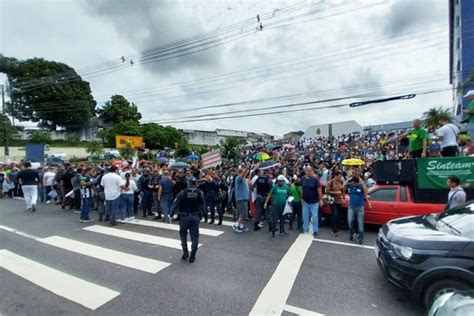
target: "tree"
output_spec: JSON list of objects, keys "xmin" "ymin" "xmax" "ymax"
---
[
  {"xmin": 422, "ymin": 107, "xmax": 454, "ymax": 130},
  {"xmin": 0, "ymin": 116, "xmax": 19, "ymax": 144},
  {"xmin": 98, "ymin": 120, "xmax": 142, "ymax": 147},
  {"xmin": 0, "ymin": 55, "xmax": 96, "ymax": 131},
  {"xmin": 119, "ymin": 142, "xmax": 136, "ymax": 160},
  {"xmin": 141, "ymin": 123, "xmax": 188, "ymax": 149},
  {"xmin": 85, "ymin": 140, "xmax": 104, "ymax": 158},
  {"xmin": 220, "ymin": 137, "xmax": 243, "ymax": 161},
  {"xmin": 28, "ymin": 130, "xmax": 51, "ymax": 144},
  {"xmin": 97, "ymin": 95, "xmax": 141, "ymax": 125}
]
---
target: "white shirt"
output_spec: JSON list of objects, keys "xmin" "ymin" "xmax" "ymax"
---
[
  {"xmin": 100, "ymin": 172, "xmax": 123, "ymax": 201},
  {"xmin": 43, "ymin": 171, "xmax": 56, "ymax": 186},
  {"xmin": 447, "ymin": 187, "xmax": 466, "ymax": 209},
  {"xmin": 121, "ymin": 179, "xmax": 138, "ymax": 194},
  {"xmin": 437, "ymin": 123, "xmax": 459, "ymax": 148}
]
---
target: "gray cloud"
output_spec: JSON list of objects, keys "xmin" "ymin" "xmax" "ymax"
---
[
  {"xmin": 379, "ymin": 1, "xmax": 446, "ymax": 36},
  {"xmin": 81, "ymin": 0, "xmax": 221, "ymax": 75}
]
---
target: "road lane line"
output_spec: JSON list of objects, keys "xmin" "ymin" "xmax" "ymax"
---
[
  {"xmin": 284, "ymin": 304, "xmax": 325, "ymax": 316},
  {"xmin": 127, "ymin": 219, "xmax": 224, "ymax": 237},
  {"xmin": 83, "ymin": 225, "xmax": 200, "ymax": 250},
  {"xmin": 313, "ymin": 238, "xmax": 375, "ymax": 250},
  {"xmin": 40, "ymin": 236, "xmax": 170, "ymax": 274},
  {"xmin": 0, "ymin": 249, "xmax": 120, "ymax": 310},
  {"xmin": 0, "ymin": 224, "xmax": 39, "ymax": 239},
  {"xmin": 250, "ymin": 233, "xmax": 314, "ymax": 315}
]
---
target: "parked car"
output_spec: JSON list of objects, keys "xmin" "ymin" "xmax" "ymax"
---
[
  {"xmin": 321, "ymin": 184, "xmax": 445, "ymax": 225},
  {"xmin": 375, "ymin": 201, "xmax": 474, "ymax": 309}
]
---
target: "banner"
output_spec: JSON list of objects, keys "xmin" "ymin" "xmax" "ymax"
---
[
  {"xmin": 115, "ymin": 135, "xmax": 144, "ymax": 149},
  {"xmin": 201, "ymin": 150, "xmax": 222, "ymax": 169},
  {"xmin": 417, "ymin": 157, "xmax": 474, "ymax": 189}
]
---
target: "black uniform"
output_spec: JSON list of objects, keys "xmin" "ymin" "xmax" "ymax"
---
[
  {"xmin": 172, "ymin": 186, "xmax": 205, "ymax": 263},
  {"xmin": 204, "ymin": 178, "xmax": 221, "ymax": 224}
]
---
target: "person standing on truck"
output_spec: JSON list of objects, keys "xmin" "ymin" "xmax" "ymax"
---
[
  {"xmin": 397, "ymin": 119, "xmax": 429, "ymax": 159},
  {"xmin": 463, "ymin": 90, "xmax": 474, "ymax": 142},
  {"xmin": 446, "ymin": 175, "xmax": 466, "ymax": 209},
  {"xmin": 436, "ymin": 116, "xmax": 459, "ymax": 157}
]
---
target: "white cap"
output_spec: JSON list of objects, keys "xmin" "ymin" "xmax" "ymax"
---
[
  {"xmin": 463, "ymin": 90, "xmax": 474, "ymax": 98},
  {"xmin": 277, "ymin": 175, "xmax": 286, "ymax": 181}
]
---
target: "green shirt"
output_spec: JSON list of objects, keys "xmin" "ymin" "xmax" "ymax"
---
[
  {"xmin": 407, "ymin": 127, "xmax": 429, "ymax": 152},
  {"xmin": 290, "ymin": 185, "xmax": 302, "ymax": 203},
  {"xmin": 270, "ymin": 184, "xmax": 290, "ymax": 204},
  {"xmin": 468, "ymin": 100, "xmax": 474, "ymax": 123}
]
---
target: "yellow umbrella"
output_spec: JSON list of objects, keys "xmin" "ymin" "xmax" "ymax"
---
[{"xmin": 341, "ymin": 158, "xmax": 365, "ymax": 166}]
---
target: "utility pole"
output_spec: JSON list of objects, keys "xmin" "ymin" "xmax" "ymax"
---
[{"xmin": 2, "ymin": 84, "xmax": 9, "ymax": 159}]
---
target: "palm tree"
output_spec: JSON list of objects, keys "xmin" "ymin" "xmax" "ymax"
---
[
  {"xmin": 85, "ymin": 140, "xmax": 104, "ymax": 158},
  {"xmin": 219, "ymin": 137, "xmax": 242, "ymax": 161},
  {"xmin": 421, "ymin": 107, "xmax": 454, "ymax": 130}
]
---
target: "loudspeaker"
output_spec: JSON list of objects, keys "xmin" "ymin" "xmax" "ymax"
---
[{"xmin": 373, "ymin": 160, "xmax": 416, "ymax": 183}]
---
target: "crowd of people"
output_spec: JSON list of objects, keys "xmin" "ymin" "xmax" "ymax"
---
[{"xmin": 0, "ymin": 111, "xmax": 472, "ymax": 246}]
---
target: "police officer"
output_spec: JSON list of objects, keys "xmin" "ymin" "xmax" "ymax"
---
[{"xmin": 171, "ymin": 177, "xmax": 205, "ymax": 263}]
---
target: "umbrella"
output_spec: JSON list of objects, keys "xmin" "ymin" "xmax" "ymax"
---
[
  {"xmin": 170, "ymin": 162, "xmax": 188, "ymax": 170},
  {"xmin": 157, "ymin": 157, "xmax": 168, "ymax": 163},
  {"xmin": 254, "ymin": 152, "xmax": 270, "ymax": 161},
  {"xmin": 186, "ymin": 152, "xmax": 200, "ymax": 161},
  {"xmin": 111, "ymin": 160, "xmax": 125, "ymax": 167},
  {"xmin": 258, "ymin": 160, "xmax": 279, "ymax": 170},
  {"xmin": 341, "ymin": 158, "xmax": 365, "ymax": 166},
  {"xmin": 265, "ymin": 144, "xmax": 275, "ymax": 150}
]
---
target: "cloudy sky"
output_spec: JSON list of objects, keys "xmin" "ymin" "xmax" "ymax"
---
[{"xmin": 0, "ymin": 0, "xmax": 451, "ymax": 136}]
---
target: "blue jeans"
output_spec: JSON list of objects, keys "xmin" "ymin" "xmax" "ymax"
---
[
  {"xmin": 105, "ymin": 198, "xmax": 120, "ymax": 225},
  {"xmin": 302, "ymin": 202, "xmax": 319, "ymax": 233},
  {"xmin": 348, "ymin": 206, "xmax": 364, "ymax": 241},
  {"xmin": 161, "ymin": 194, "xmax": 174, "ymax": 222},
  {"xmin": 80, "ymin": 197, "xmax": 93, "ymax": 220},
  {"xmin": 120, "ymin": 194, "xmax": 134, "ymax": 220}
]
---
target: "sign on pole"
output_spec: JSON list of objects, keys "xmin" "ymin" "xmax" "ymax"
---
[
  {"xmin": 417, "ymin": 157, "xmax": 474, "ymax": 189},
  {"xmin": 201, "ymin": 150, "xmax": 222, "ymax": 169}
]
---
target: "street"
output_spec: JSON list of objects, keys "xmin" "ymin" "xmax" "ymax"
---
[{"xmin": 1, "ymin": 198, "xmax": 422, "ymax": 316}]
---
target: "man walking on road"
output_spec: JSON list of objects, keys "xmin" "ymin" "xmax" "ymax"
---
[
  {"xmin": 301, "ymin": 166, "xmax": 323, "ymax": 237},
  {"xmin": 233, "ymin": 167, "xmax": 250, "ymax": 233},
  {"xmin": 17, "ymin": 162, "xmax": 40, "ymax": 212},
  {"xmin": 100, "ymin": 166, "xmax": 123, "ymax": 226},
  {"xmin": 172, "ymin": 177, "xmax": 205, "ymax": 263},
  {"xmin": 344, "ymin": 176, "xmax": 371, "ymax": 245}
]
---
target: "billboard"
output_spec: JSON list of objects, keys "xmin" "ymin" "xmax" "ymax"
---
[{"xmin": 115, "ymin": 135, "xmax": 144, "ymax": 149}]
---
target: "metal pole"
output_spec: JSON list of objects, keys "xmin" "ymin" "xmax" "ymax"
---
[{"xmin": 2, "ymin": 84, "xmax": 9, "ymax": 158}]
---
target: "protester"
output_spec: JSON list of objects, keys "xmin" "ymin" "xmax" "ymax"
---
[
  {"xmin": 446, "ymin": 175, "xmax": 466, "ymax": 209},
  {"xmin": 80, "ymin": 168, "xmax": 95, "ymax": 222},
  {"xmin": 252, "ymin": 169, "xmax": 272, "ymax": 231},
  {"xmin": 326, "ymin": 171, "xmax": 345, "ymax": 237},
  {"xmin": 158, "ymin": 170, "xmax": 174, "ymax": 223},
  {"xmin": 120, "ymin": 172, "xmax": 137, "ymax": 222},
  {"xmin": 289, "ymin": 177, "xmax": 303, "ymax": 232},
  {"xmin": 101, "ymin": 166, "xmax": 123, "ymax": 226},
  {"xmin": 16, "ymin": 162, "xmax": 40, "ymax": 212},
  {"xmin": 437, "ymin": 117, "xmax": 459, "ymax": 157},
  {"xmin": 233, "ymin": 167, "xmax": 250, "ymax": 233},
  {"xmin": 398, "ymin": 119, "xmax": 429, "ymax": 159},
  {"xmin": 344, "ymin": 176, "xmax": 371, "ymax": 245},
  {"xmin": 43, "ymin": 167, "xmax": 56, "ymax": 204},
  {"xmin": 264, "ymin": 175, "xmax": 290, "ymax": 238},
  {"xmin": 301, "ymin": 166, "xmax": 323, "ymax": 237}
]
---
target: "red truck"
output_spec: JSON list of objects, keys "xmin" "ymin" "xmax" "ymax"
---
[{"xmin": 321, "ymin": 184, "xmax": 446, "ymax": 225}]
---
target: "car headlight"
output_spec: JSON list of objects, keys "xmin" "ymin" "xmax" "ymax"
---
[{"xmin": 391, "ymin": 243, "xmax": 413, "ymax": 260}]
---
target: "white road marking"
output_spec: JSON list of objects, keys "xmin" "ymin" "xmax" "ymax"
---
[
  {"xmin": 127, "ymin": 219, "xmax": 224, "ymax": 237},
  {"xmin": 40, "ymin": 236, "xmax": 170, "ymax": 274},
  {"xmin": 0, "ymin": 249, "xmax": 120, "ymax": 310},
  {"xmin": 0, "ymin": 225, "xmax": 171, "ymax": 274},
  {"xmin": 13, "ymin": 197, "xmax": 25, "ymax": 200},
  {"xmin": 284, "ymin": 304, "xmax": 325, "ymax": 316},
  {"xmin": 314, "ymin": 238, "xmax": 375, "ymax": 250},
  {"xmin": 83, "ymin": 225, "xmax": 200, "ymax": 250},
  {"xmin": 250, "ymin": 233, "xmax": 314, "ymax": 315}
]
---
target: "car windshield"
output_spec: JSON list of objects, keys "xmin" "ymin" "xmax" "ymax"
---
[{"xmin": 435, "ymin": 202, "xmax": 474, "ymax": 239}]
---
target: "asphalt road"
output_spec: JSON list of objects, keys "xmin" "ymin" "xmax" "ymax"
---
[{"xmin": 0, "ymin": 197, "xmax": 423, "ymax": 316}]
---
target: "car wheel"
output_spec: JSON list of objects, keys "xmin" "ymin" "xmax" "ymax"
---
[{"xmin": 423, "ymin": 279, "xmax": 470, "ymax": 309}]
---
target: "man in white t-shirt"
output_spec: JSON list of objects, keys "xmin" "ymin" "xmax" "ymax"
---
[
  {"xmin": 100, "ymin": 166, "xmax": 124, "ymax": 226},
  {"xmin": 43, "ymin": 167, "xmax": 56, "ymax": 204},
  {"xmin": 437, "ymin": 117, "xmax": 459, "ymax": 157}
]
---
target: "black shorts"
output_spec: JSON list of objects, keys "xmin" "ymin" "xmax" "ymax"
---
[
  {"xmin": 410, "ymin": 149, "xmax": 423, "ymax": 159},
  {"xmin": 441, "ymin": 146, "xmax": 458, "ymax": 157}
]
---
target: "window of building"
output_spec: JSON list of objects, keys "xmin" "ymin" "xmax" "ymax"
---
[
  {"xmin": 456, "ymin": 15, "xmax": 460, "ymax": 27},
  {"xmin": 457, "ymin": 37, "xmax": 461, "ymax": 49},
  {"xmin": 457, "ymin": 60, "xmax": 461, "ymax": 72}
]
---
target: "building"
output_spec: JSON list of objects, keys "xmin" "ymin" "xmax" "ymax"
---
[
  {"xmin": 363, "ymin": 121, "xmax": 412, "ymax": 133},
  {"xmin": 302, "ymin": 120, "xmax": 363, "ymax": 139},
  {"xmin": 449, "ymin": 0, "xmax": 474, "ymax": 115},
  {"xmin": 180, "ymin": 128, "xmax": 274, "ymax": 146},
  {"xmin": 283, "ymin": 131, "xmax": 304, "ymax": 141}
]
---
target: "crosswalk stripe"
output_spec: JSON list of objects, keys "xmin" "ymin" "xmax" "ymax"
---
[
  {"xmin": 83, "ymin": 225, "xmax": 200, "ymax": 250},
  {"xmin": 0, "ymin": 249, "xmax": 120, "ymax": 310},
  {"xmin": 127, "ymin": 219, "xmax": 224, "ymax": 237},
  {"xmin": 39, "ymin": 236, "xmax": 170, "ymax": 274}
]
